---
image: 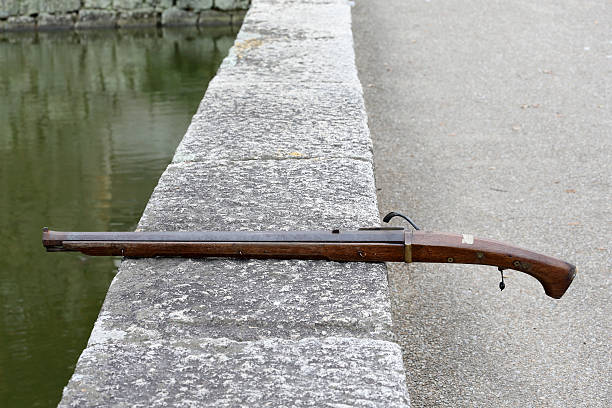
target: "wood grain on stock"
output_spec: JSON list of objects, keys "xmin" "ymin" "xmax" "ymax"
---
[{"xmin": 407, "ymin": 231, "xmax": 576, "ymax": 298}]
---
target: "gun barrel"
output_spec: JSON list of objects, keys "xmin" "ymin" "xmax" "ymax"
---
[{"xmin": 42, "ymin": 228, "xmax": 406, "ymax": 262}]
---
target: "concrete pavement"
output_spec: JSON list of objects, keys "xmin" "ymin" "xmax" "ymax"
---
[{"xmin": 353, "ymin": 0, "xmax": 611, "ymax": 406}]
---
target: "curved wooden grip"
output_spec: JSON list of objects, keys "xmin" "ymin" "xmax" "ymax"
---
[{"xmin": 407, "ymin": 231, "xmax": 576, "ymax": 299}]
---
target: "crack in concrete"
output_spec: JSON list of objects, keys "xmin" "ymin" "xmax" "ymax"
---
[{"xmin": 173, "ymin": 155, "xmax": 373, "ymax": 165}]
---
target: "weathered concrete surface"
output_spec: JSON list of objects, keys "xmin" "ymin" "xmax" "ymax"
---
[
  {"xmin": 173, "ymin": 82, "xmax": 372, "ymax": 163},
  {"xmin": 91, "ymin": 257, "xmax": 392, "ymax": 342},
  {"xmin": 97, "ymin": 159, "xmax": 392, "ymax": 343},
  {"xmin": 138, "ymin": 159, "xmax": 380, "ymax": 231},
  {"xmin": 353, "ymin": 0, "xmax": 611, "ymax": 407},
  {"xmin": 219, "ymin": 1, "xmax": 358, "ymax": 85},
  {"xmin": 60, "ymin": 0, "xmax": 410, "ymax": 406},
  {"xmin": 61, "ymin": 337, "xmax": 407, "ymax": 407}
]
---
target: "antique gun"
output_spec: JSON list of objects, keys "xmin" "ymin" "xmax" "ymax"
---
[{"xmin": 42, "ymin": 212, "xmax": 576, "ymax": 299}]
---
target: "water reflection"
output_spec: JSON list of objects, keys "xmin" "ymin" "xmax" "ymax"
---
[{"xmin": 0, "ymin": 27, "xmax": 235, "ymax": 407}]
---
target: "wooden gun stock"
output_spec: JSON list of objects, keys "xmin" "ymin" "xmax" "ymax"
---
[
  {"xmin": 43, "ymin": 227, "xmax": 576, "ymax": 299},
  {"xmin": 407, "ymin": 232, "xmax": 576, "ymax": 299}
]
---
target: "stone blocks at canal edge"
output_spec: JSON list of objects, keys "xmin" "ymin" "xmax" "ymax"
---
[
  {"xmin": 59, "ymin": 0, "xmax": 411, "ymax": 406},
  {"xmin": 82, "ymin": 0, "xmax": 112, "ymax": 9},
  {"xmin": 2, "ymin": 0, "xmax": 81, "ymax": 17},
  {"xmin": 75, "ymin": 9, "xmax": 118, "ymax": 29},
  {"xmin": 4, "ymin": 14, "xmax": 34, "ymax": 29},
  {"xmin": 37, "ymin": 12, "xmax": 76, "ymax": 29},
  {"xmin": 176, "ymin": 0, "xmax": 213, "ymax": 11},
  {"xmin": 60, "ymin": 337, "xmax": 409, "ymax": 407},
  {"xmin": 115, "ymin": 8, "xmax": 158, "ymax": 27},
  {"xmin": 0, "ymin": 0, "xmax": 249, "ymax": 30},
  {"xmin": 215, "ymin": 0, "xmax": 249, "ymax": 11},
  {"xmin": 0, "ymin": 0, "xmax": 20, "ymax": 19},
  {"xmin": 160, "ymin": 6, "xmax": 198, "ymax": 26}
]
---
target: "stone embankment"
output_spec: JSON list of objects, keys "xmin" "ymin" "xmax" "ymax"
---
[
  {"xmin": 58, "ymin": 0, "xmax": 411, "ymax": 406},
  {"xmin": 0, "ymin": 0, "xmax": 248, "ymax": 31}
]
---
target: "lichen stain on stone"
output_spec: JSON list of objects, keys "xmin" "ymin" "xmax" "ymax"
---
[{"xmin": 234, "ymin": 38, "xmax": 264, "ymax": 59}]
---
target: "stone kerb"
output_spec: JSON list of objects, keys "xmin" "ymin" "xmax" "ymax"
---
[{"xmin": 58, "ymin": 0, "xmax": 410, "ymax": 406}]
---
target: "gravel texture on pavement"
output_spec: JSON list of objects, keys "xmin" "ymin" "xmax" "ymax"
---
[{"xmin": 353, "ymin": 0, "xmax": 611, "ymax": 406}]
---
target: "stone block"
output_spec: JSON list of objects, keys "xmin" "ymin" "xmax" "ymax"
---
[
  {"xmin": 140, "ymin": 0, "xmax": 159, "ymax": 8},
  {"xmin": 159, "ymin": 24, "xmax": 203, "ymax": 41},
  {"xmin": 0, "ymin": 0, "xmax": 21, "ymax": 18},
  {"xmin": 76, "ymin": 9, "xmax": 118, "ymax": 28},
  {"xmin": 173, "ymin": 82, "xmax": 372, "ymax": 163},
  {"xmin": 117, "ymin": 8, "xmax": 158, "ymax": 27},
  {"xmin": 240, "ymin": 0, "xmax": 350, "ymax": 39},
  {"xmin": 90, "ymin": 257, "xmax": 392, "ymax": 342},
  {"xmin": 113, "ymin": 0, "xmax": 144, "ymax": 9},
  {"xmin": 156, "ymin": 0, "xmax": 174, "ymax": 9},
  {"xmin": 197, "ymin": 8, "xmax": 231, "ymax": 26},
  {"xmin": 215, "ymin": 0, "xmax": 249, "ymax": 11},
  {"xmin": 18, "ymin": 0, "xmax": 42, "ymax": 15},
  {"xmin": 219, "ymin": 35, "xmax": 359, "ymax": 85},
  {"xmin": 39, "ymin": 0, "xmax": 81, "ymax": 13},
  {"xmin": 161, "ymin": 6, "xmax": 198, "ymax": 26},
  {"xmin": 230, "ymin": 8, "xmax": 246, "ymax": 25},
  {"xmin": 177, "ymin": 0, "xmax": 213, "ymax": 11},
  {"xmin": 59, "ymin": 338, "xmax": 410, "ymax": 407},
  {"xmin": 38, "ymin": 12, "xmax": 76, "ymax": 29},
  {"xmin": 83, "ymin": 0, "xmax": 113, "ymax": 9},
  {"xmin": 5, "ymin": 15, "xmax": 36, "ymax": 30},
  {"xmin": 214, "ymin": 1, "xmax": 357, "ymax": 85},
  {"xmin": 138, "ymin": 159, "xmax": 380, "ymax": 231}
]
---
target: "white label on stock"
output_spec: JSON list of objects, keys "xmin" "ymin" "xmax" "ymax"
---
[{"xmin": 462, "ymin": 234, "xmax": 474, "ymax": 245}]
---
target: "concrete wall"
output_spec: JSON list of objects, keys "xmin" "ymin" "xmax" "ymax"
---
[
  {"xmin": 0, "ymin": 0, "xmax": 249, "ymax": 31},
  {"xmin": 58, "ymin": 0, "xmax": 411, "ymax": 406}
]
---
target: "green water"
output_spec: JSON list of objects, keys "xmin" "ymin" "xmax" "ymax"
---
[{"xmin": 0, "ymin": 27, "xmax": 235, "ymax": 407}]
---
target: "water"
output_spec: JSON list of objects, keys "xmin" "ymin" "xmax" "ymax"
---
[{"xmin": 0, "ymin": 26, "xmax": 235, "ymax": 407}]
